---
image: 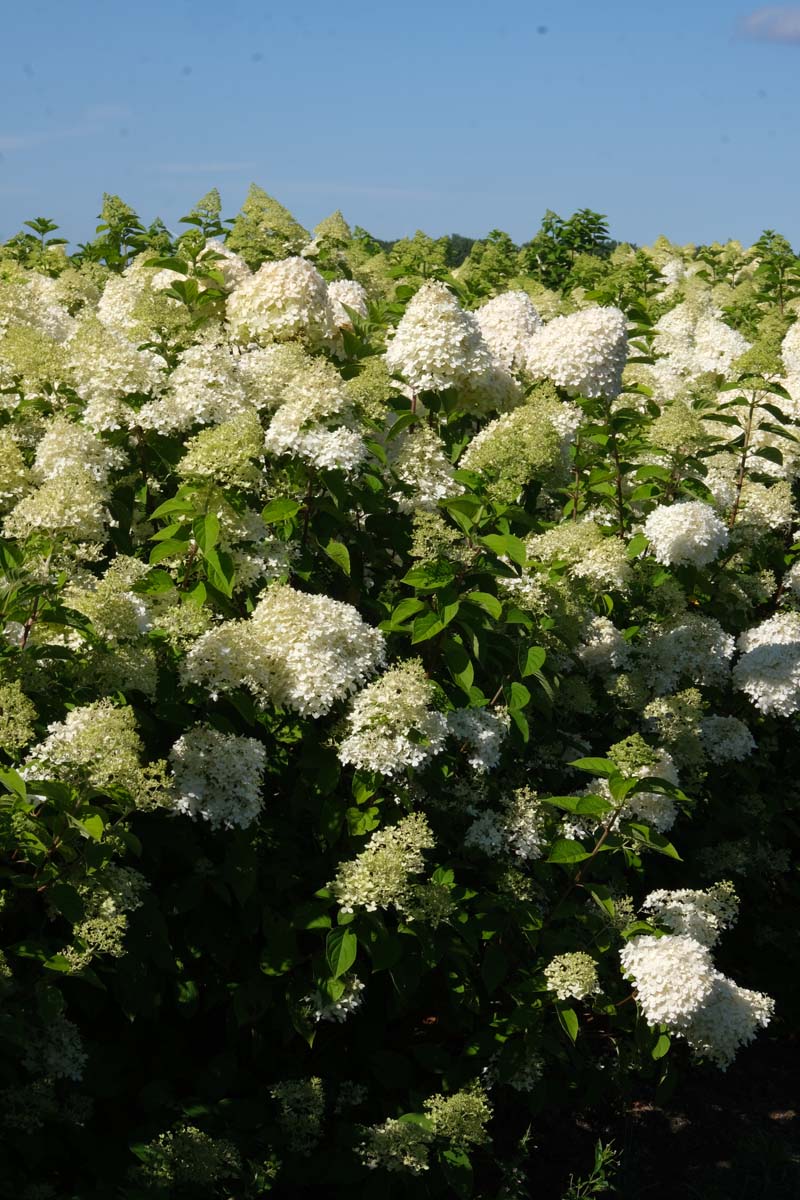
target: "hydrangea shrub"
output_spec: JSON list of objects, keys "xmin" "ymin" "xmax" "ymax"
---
[{"xmin": 0, "ymin": 194, "xmax": 798, "ymax": 1198}]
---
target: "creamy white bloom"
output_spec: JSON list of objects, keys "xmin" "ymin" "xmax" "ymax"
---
[
  {"xmin": 544, "ymin": 952, "xmax": 600, "ymax": 1001},
  {"xmin": 464, "ymin": 787, "xmax": 547, "ymax": 861},
  {"xmin": 639, "ymin": 614, "xmax": 735, "ymax": 694},
  {"xmin": 621, "ymin": 933, "xmax": 774, "ymax": 1068},
  {"xmin": 169, "ymin": 725, "xmax": 267, "ymax": 829},
  {"xmin": 138, "ymin": 337, "xmax": 250, "ymax": 434},
  {"xmin": 576, "ymin": 615, "xmax": 632, "ymax": 673},
  {"xmin": 329, "ymin": 812, "xmax": 435, "ymax": 914},
  {"xmin": 474, "ymin": 291, "xmax": 542, "ymax": 372},
  {"xmin": 385, "ymin": 281, "xmax": 492, "ymax": 393},
  {"xmin": 33, "ymin": 416, "xmax": 125, "ymax": 484},
  {"xmin": 781, "ymin": 319, "xmax": 800, "ymax": 376},
  {"xmin": 235, "ymin": 342, "xmax": 312, "ymax": 411},
  {"xmin": 733, "ymin": 611, "xmax": 800, "ymax": 716},
  {"xmin": 66, "ymin": 317, "xmax": 167, "ymax": 429},
  {"xmin": 524, "ymin": 306, "xmax": 628, "ymax": 398},
  {"xmin": 337, "ymin": 660, "xmax": 448, "ymax": 775},
  {"xmin": 700, "ymin": 715, "xmax": 756, "ymax": 763},
  {"xmin": 227, "ymin": 256, "xmax": 338, "ymax": 348},
  {"xmin": 388, "ymin": 424, "xmax": 462, "ymax": 512},
  {"xmin": 183, "ymin": 585, "xmax": 386, "ymax": 717},
  {"xmin": 643, "ymin": 501, "xmax": 728, "ymax": 568},
  {"xmin": 682, "ymin": 973, "xmax": 774, "ymax": 1070},
  {"xmin": 620, "ymin": 934, "xmax": 716, "ymax": 1027},
  {"xmin": 328, "ymin": 278, "xmax": 368, "ymax": 328},
  {"xmin": 263, "ymin": 357, "xmax": 366, "ymax": 473},
  {"xmin": 653, "ymin": 301, "xmax": 750, "ymax": 388},
  {"xmin": 641, "ymin": 882, "xmax": 739, "ymax": 948},
  {"xmin": 447, "ymin": 707, "xmax": 510, "ymax": 772}
]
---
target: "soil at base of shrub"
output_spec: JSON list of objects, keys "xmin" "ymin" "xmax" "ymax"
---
[{"xmin": 529, "ymin": 1036, "xmax": 799, "ymax": 1199}]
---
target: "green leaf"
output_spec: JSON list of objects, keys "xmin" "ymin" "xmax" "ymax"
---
[
  {"xmin": 521, "ymin": 645, "xmax": 546, "ymax": 675},
  {"xmin": 443, "ymin": 638, "xmax": 474, "ymax": 692},
  {"xmin": 411, "ymin": 610, "xmax": 445, "ymax": 643},
  {"xmin": 557, "ymin": 1004, "xmax": 579, "ymax": 1042},
  {"xmin": 193, "ymin": 513, "xmax": 220, "ymax": 556},
  {"xmin": 149, "ymin": 538, "xmax": 188, "ymax": 565},
  {"xmin": 380, "ymin": 597, "xmax": 425, "ymax": 631},
  {"xmin": 627, "ymin": 531, "xmax": 649, "ymax": 558},
  {"xmin": 620, "ymin": 822, "xmax": 682, "ymax": 859},
  {"xmin": 144, "ymin": 255, "xmax": 189, "ymax": 273},
  {"xmin": 508, "ymin": 681, "xmax": 531, "ymax": 710},
  {"xmin": 542, "ymin": 794, "xmax": 612, "ymax": 816},
  {"xmin": 323, "ymin": 539, "xmax": 351, "ymax": 576},
  {"xmin": 481, "ymin": 533, "xmax": 528, "ymax": 566},
  {"xmin": 652, "ymin": 1032, "xmax": 671, "ymax": 1060},
  {"xmin": 326, "ymin": 926, "xmax": 357, "ymax": 979},
  {"xmin": 547, "ymin": 839, "xmax": 592, "ymax": 863},
  {"xmin": 402, "ymin": 562, "xmax": 456, "ymax": 591},
  {"xmin": 569, "ymin": 757, "xmax": 620, "ymax": 778},
  {"xmin": 463, "ymin": 591, "xmax": 502, "ymax": 620},
  {"xmin": 262, "ymin": 497, "xmax": 301, "ymax": 523},
  {"xmin": 440, "ymin": 1147, "xmax": 473, "ymax": 1198},
  {"xmin": 0, "ymin": 767, "xmax": 27, "ymax": 797}
]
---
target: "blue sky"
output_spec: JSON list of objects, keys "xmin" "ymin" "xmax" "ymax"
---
[{"xmin": 2, "ymin": 0, "xmax": 800, "ymax": 248}]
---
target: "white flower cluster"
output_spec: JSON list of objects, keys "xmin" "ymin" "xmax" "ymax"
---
[
  {"xmin": 643, "ymin": 500, "xmax": 729, "ymax": 568},
  {"xmin": 388, "ymin": 424, "xmax": 462, "ymax": 512},
  {"xmin": 328, "ymin": 278, "xmax": 368, "ymax": 328},
  {"xmin": 270, "ymin": 1077, "xmax": 325, "ymax": 1156},
  {"xmin": 358, "ymin": 1118, "xmax": 431, "ymax": 1175},
  {"xmin": 544, "ymin": 952, "xmax": 600, "ymax": 1001},
  {"xmin": 24, "ymin": 1016, "xmax": 87, "ymax": 1082},
  {"xmin": 524, "ymin": 306, "xmax": 628, "ymax": 398},
  {"xmin": 307, "ymin": 976, "xmax": 365, "ymax": 1023},
  {"xmin": 464, "ymin": 787, "xmax": 547, "ymax": 861},
  {"xmin": 700, "ymin": 714, "xmax": 756, "ymax": 763},
  {"xmin": 474, "ymin": 290, "xmax": 542, "ymax": 371},
  {"xmin": 227, "ymin": 256, "xmax": 338, "ymax": 349},
  {"xmin": 447, "ymin": 706, "xmax": 510, "ymax": 772},
  {"xmin": 620, "ymin": 933, "xmax": 715, "ymax": 1026},
  {"xmin": 138, "ymin": 337, "xmax": 248, "ymax": 435},
  {"xmin": 3, "ymin": 466, "xmax": 111, "ymax": 547},
  {"xmin": 385, "ymin": 281, "xmax": 492, "ymax": 393},
  {"xmin": 263, "ymin": 357, "xmax": 366, "ymax": 473},
  {"xmin": 639, "ymin": 614, "xmax": 735, "ymax": 694},
  {"xmin": 733, "ymin": 611, "xmax": 800, "ymax": 716},
  {"xmin": 337, "ymin": 660, "xmax": 448, "ymax": 775},
  {"xmin": 527, "ymin": 522, "xmax": 632, "ymax": 592},
  {"xmin": 620, "ymin": 933, "xmax": 774, "ymax": 1069},
  {"xmin": 65, "ymin": 555, "xmax": 152, "ymax": 644},
  {"xmin": 33, "ymin": 415, "xmax": 126, "ymax": 484},
  {"xmin": 651, "ymin": 301, "xmax": 750, "ymax": 395},
  {"xmin": 168, "ymin": 725, "xmax": 267, "ymax": 829},
  {"xmin": 576, "ymin": 615, "xmax": 632, "ymax": 674},
  {"xmin": 183, "ymin": 585, "xmax": 386, "ymax": 717},
  {"xmin": 640, "ymin": 881, "xmax": 739, "ymax": 947},
  {"xmin": 23, "ymin": 700, "xmax": 170, "ymax": 810},
  {"xmin": 66, "ymin": 317, "xmax": 167, "ymax": 430},
  {"xmin": 329, "ymin": 812, "xmax": 435, "ymax": 914}
]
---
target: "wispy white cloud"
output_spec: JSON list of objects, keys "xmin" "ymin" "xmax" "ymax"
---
[{"xmin": 741, "ymin": 6, "xmax": 800, "ymax": 42}]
